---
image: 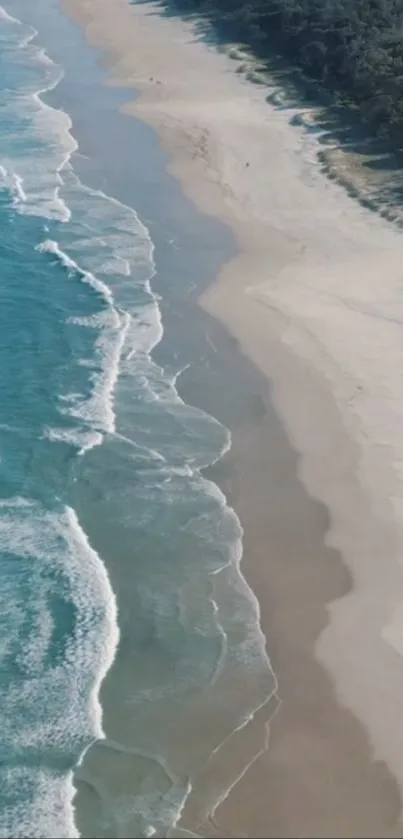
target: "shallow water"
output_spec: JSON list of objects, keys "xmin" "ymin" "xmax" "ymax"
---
[{"xmin": 0, "ymin": 2, "xmax": 275, "ymax": 836}]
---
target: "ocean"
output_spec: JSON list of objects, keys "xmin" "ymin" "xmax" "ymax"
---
[{"xmin": 0, "ymin": 2, "xmax": 275, "ymax": 836}]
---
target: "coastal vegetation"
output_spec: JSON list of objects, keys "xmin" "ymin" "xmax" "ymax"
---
[{"xmin": 163, "ymin": 0, "xmax": 403, "ymax": 147}]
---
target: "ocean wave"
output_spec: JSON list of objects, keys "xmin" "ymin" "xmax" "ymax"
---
[
  {"xmin": 36, "ymin": 239, "xmax": 115, "ymax": 307},
  {"xmin": 0, "ymin": 164, "xmax": 27, "ymax": 204},
  {"xmin": 61, "ymin": 166, "xmax": 158, "ymax": 309},
  {"xmin": 0, "ymin": 8, "xmax": 73, "ymax": 222},
  {"xmin": 42, "ymin": 426, "xmax": 104, "ymax": 455},
  {"xmin": 0, "ymin": 4, "xmax": 18, "ymax": 23},
  {"xmin": 0, "ymin": 4, "xmax": 278, "ymax": 835},
  {"xmin": 0, "ymin": 497, "xmax": 119, "ymax": 838},
  {"xmin": 0, "ymin": 766, "xmax": 78, "ymax": 839},
  {"xmin": 34, "ymin": 237, "xmax": 134, "ymax": 440},
  {"xmin": 51, "ymin": 167, "xmax": 276, "ymax": 835},
  {"xmin": 62, "ymin": 307, "xmax": 131, "ymax": 436}
]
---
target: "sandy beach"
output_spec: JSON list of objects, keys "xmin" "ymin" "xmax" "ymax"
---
[{"xmin": 62, "ymin": 0, "xmax": 403, "ymax": 835}]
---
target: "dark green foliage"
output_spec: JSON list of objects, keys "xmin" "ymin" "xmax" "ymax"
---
[{"xmin": 164, "ymin": 0, "xmax": 403, "ymax": 148}]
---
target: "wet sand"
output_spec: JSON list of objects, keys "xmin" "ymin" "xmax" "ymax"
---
[
  {"xmin": 205, "ymin": 347, "xmax": 402, "ymax": 838},
  {"xmin": 62, "ymin": 0, "xmax": 403, "ymax": 835}
]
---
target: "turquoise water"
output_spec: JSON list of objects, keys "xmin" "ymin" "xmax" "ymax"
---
[{"xmin": 0, "ymin": 3, "xmax": 275, "ymax": 836}]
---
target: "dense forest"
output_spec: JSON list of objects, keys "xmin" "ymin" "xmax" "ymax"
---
[{"xmin": 164, "ymin": 0, "xmax": 403, "ymax": 147}]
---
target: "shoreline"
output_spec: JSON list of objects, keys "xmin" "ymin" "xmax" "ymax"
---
[{"xmin": 62, "ymin": 0, "xmax": 403, "ymax": 835}]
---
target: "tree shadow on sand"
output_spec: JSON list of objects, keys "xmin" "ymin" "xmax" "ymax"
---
[{"xmin": 131, "ymin": 0, "xmax": 403, "ymax": 227}]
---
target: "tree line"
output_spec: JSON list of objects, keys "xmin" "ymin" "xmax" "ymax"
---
[{"xmin": 165, "ymin": 0, "xmax": 403, "ymax": 147}]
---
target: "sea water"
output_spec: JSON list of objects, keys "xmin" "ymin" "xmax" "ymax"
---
[{"xmin": 0, "ymin": 3, "xmax": 275, "ymax": 836}]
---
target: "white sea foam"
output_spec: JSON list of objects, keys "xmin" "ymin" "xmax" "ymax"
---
[
  {"xmin": 0, "ymin": 4, "xmax": 18, "ymax": 24},
  {"xmin": 0, "ymin": 165, "xmax": 27, "ymax": 204},
  {"xmin": 0, "ymin": 768, "xmax": 79, "ymax": 839},
  {"xmin": 0, "ymin": 12, "xmax": 139, "ymax": 450},
  {"xmin": 0, "ymin": 5, "xmax": 278, "ymax": 835},
  {"xmin": 63, "ymin": 308, "xmax": 131, "ymax": 435},
  {"xmin": 0, "ymin": 8, "xmax": 74, "ymax": 222},
  {"xmin": 0, "ymin": 17, "xmax": 128, "ymax": 835},
  {"xmin": 43, "ymin": 425, "xmax": 104, "ymax": 454},
  {"xmin": 54, "ymin": 176, "xmax": 276, "ymax": 837},
  {"xmin": 36, "ymin": 239, "xmax": 115, "ymax": 306},
  {"xmin": 0, "ymin": 499, "xmax": 119, "ymax": 729},
  {"xmin": 42, "ymin": 171, "xmax": 164, "ymax": 445},
  {"xmin": 12, "ymin": 172, "xmax": 27, "ymax": 203},
  {"xmin": 18, "ymin": 22, "xmax": 37, "ymax": 50},
  {"xmin": 0, "ymin": 497, "xmax": 119, "ymax": 838},
  {"xmin": 64, "ymin": 504, "xmax": 119, "ymax": 730},
  {"xmin": 36, "ymin": 238, "xmax": 132, "ymax": 437},
  {"xmin": 61, "ymin": 169, "xmax": 160, "ymax": 354}
]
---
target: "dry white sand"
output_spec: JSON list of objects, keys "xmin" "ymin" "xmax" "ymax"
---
[{"xmin": 63, "ymin": 0, "xmax": 403, "ymax": 833}]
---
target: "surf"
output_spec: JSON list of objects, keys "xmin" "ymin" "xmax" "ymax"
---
[{"xmin": 0, "ymin": 3, "xmax": 277, "ymax": 837}]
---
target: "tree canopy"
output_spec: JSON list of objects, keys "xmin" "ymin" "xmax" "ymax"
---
[{"xmin": 166, "ymin": 0, "xmax": 403, "ymax": 147}]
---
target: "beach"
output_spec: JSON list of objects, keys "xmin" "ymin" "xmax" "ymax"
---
[{"xmin": 58, "ymin": 0, "xmax": 403, "ymax": 835}]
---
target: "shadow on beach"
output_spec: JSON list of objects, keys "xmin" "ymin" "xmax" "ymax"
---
[{"xmin": 133, "ymin": 0, "xmax": 403, "ymax": 227}]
